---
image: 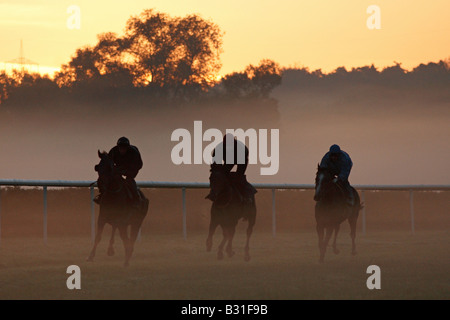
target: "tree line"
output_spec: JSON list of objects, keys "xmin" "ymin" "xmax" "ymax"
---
[{"xmin": 0, "ymin": 9, "xmax": 448, "ymax": 109}]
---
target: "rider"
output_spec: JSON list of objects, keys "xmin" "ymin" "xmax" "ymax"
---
[
  {"xmin": 94, "ymin": 137, "xmax": 143, "ymax": 205},
  {"xmin": 110, "ymin": 137, "xmax": 143, "ymax": 206},
  {"xmin": 319, "ymin": 144, "xmax": 354, "ymax": 206},
  {"xmin": 207, "ymin": 133, "xmax": 255, "ymax": 204}
]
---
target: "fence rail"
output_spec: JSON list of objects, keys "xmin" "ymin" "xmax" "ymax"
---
[{"xmin": 0, "ymin": 179, "xmax": 449, "ymax": 244}]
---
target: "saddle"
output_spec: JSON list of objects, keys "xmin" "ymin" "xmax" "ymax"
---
[
  {"xmin": 229, "ymin": 173, "xmax": 257, "ymax": 202},
  {"xmin": 122, "ymin": 180, "xmax": 147, "ymax": 209},
  {"xmin": 335, "ymin": 182, "xmax": 356, "ymax": 206},
  {"xmin": 206, "ymin": 170, "xmax": 257, "ymax": 205}
]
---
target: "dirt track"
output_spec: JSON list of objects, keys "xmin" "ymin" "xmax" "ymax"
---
[
  {"xmin": 0, "ymin": 231, "xmax": 449, "ymax": 299},
  {"xmin": 0, "ymin": 188, "xmax": 449, "ymax": 299}
]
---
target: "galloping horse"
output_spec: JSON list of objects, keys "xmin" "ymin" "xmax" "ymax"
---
[
  {"xmin": 206, "ymin": 170, "xmax": 256, "ymax": 261},
  {"xmin": 87, "ymin": 150, "xmax": 149, "ymax": 267},
  {"xmin": 314, "ymin": 165, "xmax": 363, "ymax": 263}
]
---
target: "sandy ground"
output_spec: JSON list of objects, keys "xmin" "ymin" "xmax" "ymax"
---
[
  {"xmin": 0, "ymin": 188, "xmax": 448, "ymax": 299},
  {"xmin": 0, "ymin": 231, "xmax": 449, "ymax": 300}
]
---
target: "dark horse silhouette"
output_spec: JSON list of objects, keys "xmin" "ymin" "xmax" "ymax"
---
[
  {"xmin": 206, "ymin": 170, "xmax": 256, "ymax": 261},
  {"xmin": 314, "ymin": 165, "xmax": 363, "ymax": 263},
  {"xmin": 87, "ymin": 150, "xmax": 149, "ymax": 267}
]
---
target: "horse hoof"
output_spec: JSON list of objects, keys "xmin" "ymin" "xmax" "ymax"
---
[
  {"xmin": 107, "ymin": 247, "xmax": 115, "ymax": 256},
  {"xmin": 124, "ymin": 261, "xmax": 130, "ymax": 267},
  {"xmin": 319, "ymin": 257, "xmax": 324, "ymax": 263},
  {"xmin": 217, "ymin": 251, "xmax": 224, "ymax": 260},
  {"xmin": 206, "ymin": 242, "xmax": 212, "ymax": 252},
  {"xmin": 333, "ymin": 248, "xmax": 340, "ymax": 254},
  {"xmin": 86, "ymin": 256, "xmax": 94, "ymax": 262},
  {"xmin": 244, "ymin": 255, "xmax": 251, "ymax": 262},
  {"xmin": 352, "ymin": 250, "xmax": 357, "ymax": 256}
]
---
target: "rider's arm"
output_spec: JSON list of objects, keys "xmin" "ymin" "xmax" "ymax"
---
[
  {"xmin": 319, "ymin": 153, "xmax": 329, "ymax": 168},
  {"xmin": 338, "ymin": 155, "xmax": 353, "ymax": 181}
]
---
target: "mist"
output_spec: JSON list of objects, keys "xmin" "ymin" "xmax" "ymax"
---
[{"xmin": 0, "ymin": 75, "xmax": 448, "ymax": 185}]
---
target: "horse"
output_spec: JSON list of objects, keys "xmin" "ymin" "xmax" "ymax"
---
[
  {"xmin": 205, "ymin": 170, "xmax": 257, "ymax": 261},
  {"xmin": 87, "ymin": 150, "xmax": 149, "ymax": 267},
  {"xmin": 314, "ymin": 165, "xmax": 363, "ymax": 263}
]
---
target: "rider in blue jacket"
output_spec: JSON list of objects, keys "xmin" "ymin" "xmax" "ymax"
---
[{"xmin": 320, "ymin": 144, "xmax": 354, "ymax": 205}]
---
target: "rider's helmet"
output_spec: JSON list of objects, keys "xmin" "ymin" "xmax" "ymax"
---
[
  {"xmin": 117, "ymin": 137, "xmax": 130, "ymax": 147},
  {"xmin": 329, "ymin": 144, "xmax": 341, "ymax": 154}
]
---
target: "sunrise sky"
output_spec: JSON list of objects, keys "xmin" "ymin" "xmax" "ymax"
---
[{"xmin": 0, "ymin": 0, "xmax": 449, "ymax": 77}]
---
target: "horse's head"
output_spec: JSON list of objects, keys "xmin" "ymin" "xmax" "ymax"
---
[
  {"xmin": 95, "ymin": 150, "xmax": 121, "ymax": 191},
  {"xmin": 314, "ymin": 164, "xmax": 334, "ymax": 201},
  {"xmin": 95, "ymin": 150, "xmax": 113, "ymax": 177}
]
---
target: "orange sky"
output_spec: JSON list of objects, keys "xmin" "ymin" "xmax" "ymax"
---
[{"xmin": 0, "ymin": 0, "xmax": 449, "ymax": 77}]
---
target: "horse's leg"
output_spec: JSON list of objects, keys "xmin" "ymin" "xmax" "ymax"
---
[
  {"xmin": 244, "ymin": 223, "xmax": 253, "ymax": 262},
  {"xmin": 316, "ymin": 223, "xmax": 325, "ymax": 263},
  {"xmin": 118, "ymin": 225, "xmax": 131, "ymax": 267},
  {"xmin": 107, "ymin": 226, "xmax": 116, "ymax": 256},
  {"xmin": 332, "ymin": 224, "xmax": 340, "ymax": 254},
  {"xmin": 244, "ymin": 208, "xmax": 256, "ymax": 262},
  {"xmin": 349, "ymin": 210, "xmax": 358, "ymax": 255},
  {"xmin": 206, "ymin": 211, "xmax": 219, "ymax": 252},
  {"xmin": 127, "ymin": 213, "xmax": 146, "ymax": 263},
  {"xmin": 217, "ymin": 226, "xmax": 227, "ymax": 260},
  {"xmin": 87, "ymin": 218, "xmax": 106, "ymax": 262},
  {"xmin": 321, "ymin": 226, "xmax": 334, "ymax": 263},
  {"xmin": 226, "ymin": 226, "xmax": 236, "ymax": 258}
]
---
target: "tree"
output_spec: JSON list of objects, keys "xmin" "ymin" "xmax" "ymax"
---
[
  {"xmin": 123, "ymin": 10, "xmax": 176, "ymax": 87},
  {"xmin": 0, "ymin": 71, "xmax": 17, "ymax": 104},
  {"xmin": 173, "ymin": 14, "xmax": 223, "ymax": 87},
  {"xmin": 0, "ymin": 71, "xmax": 58, "ymax": 107},
  {"xmin": 222, "ymin": 59, "xmax": 281, "ymax": 98},
  {"xmin": 55, "ymin": 32, "xmax": 134, "ymax": 89},
  {"xmin": 123, "ymin": 9, "xmax": 223, "ymax": 89},
  {"xmin": 245, "ymin": 59, "xmax": 282, "ymax": 98},
  {"xmin": 221, "ymin": 71, "xmax": 253, "ymax": 98},
  {"xmin": 55, "ymin": 47, "xmax": 101, "ymax": 87}
]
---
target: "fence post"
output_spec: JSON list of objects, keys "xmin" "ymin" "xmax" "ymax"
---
[
  {"xmin": 43, "ymin": 186, "xmax": 48, "ymax": 245},
  {"xmin": 361, "ymin": 190, "xmax": 366, "ymax": 235},
  {"xmin": 90, "ymin": 186, "xmax": 95, "ymax": 243},
  {"xmin": 409, "ymin": 190, "xmax": 415, "ymax": 234},
  {"xmin": 272, "ymin": 188, "xmax": 276, "ymax": 237},
  {"xmin": 182, "ymin": 187, "xmax": 187, "ymax": 240}
]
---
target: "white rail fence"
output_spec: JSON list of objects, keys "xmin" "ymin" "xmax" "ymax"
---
[{"xmin": 0, "ymin": 180, "xmax": 448, "ymax": 244}]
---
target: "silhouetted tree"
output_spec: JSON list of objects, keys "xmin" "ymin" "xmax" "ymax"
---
[
  {"xmin": 348, "ymin": 64, "xmax": 379, "ymax": 83},
  {"xmin": 221, "ymin": 71, "xmax": 253, "ymax": 98},
  {"xmin": 2, "ymin": 7, "xmax": 448, "ymax": 112},
  {"xmin": 123, "ymin": 9, "xmax": 223, "ymax": 90},
  {"xmin": 0, "ymin": 71, "xmax": 17, "ymax": 104},
  {"xmin": 409, "ymin": 60, "xmax": 450, "ymax": 86},
  {"xmin": 94, "ymin": 32, "xmax": 134, "ymax": 87},
  {"xmin": 222, "ymin": 59, "xmax": 281, "ymax": 98},
  {"xmin": 1, "ymin": 71, "xmax": 58, "ymax": 108},
  {"xmin": 55, "ymin": 47, "xmax": 101, "ymax": 87},
  {"xmin": 245, "ymin": 59, "xmax": 282, "ymax": 98},
  {"xmin": 173, "ymin": 14, "xmax": 223, "ymax": 87}
]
